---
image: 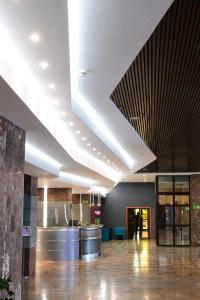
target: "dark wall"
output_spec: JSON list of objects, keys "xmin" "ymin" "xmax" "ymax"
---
[{"xmin": 102, "ymin": 182, "xmax": 156, "ymax": 238}]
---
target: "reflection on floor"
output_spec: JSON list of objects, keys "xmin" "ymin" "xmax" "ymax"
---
[{"xmin": 22, "ymin": 240, "xmax": 200, "ymax": 300}]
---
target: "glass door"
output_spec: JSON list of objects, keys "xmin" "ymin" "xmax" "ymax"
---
[
  {"xmin": 156, "ymin": 176, "xmax": 191, "ymax": 246},
  {"xmin": 127, "ymin": 207, "xmax": 151, "ymax": 239},
  {"xmin": 139, "ymin": 208, "xmax": 150, "ymax": 239}
]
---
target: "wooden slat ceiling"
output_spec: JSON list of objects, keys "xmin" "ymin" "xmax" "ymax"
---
[{"xmin": 111, "ymin": 0, "xmax": 200, "ymax": 172}]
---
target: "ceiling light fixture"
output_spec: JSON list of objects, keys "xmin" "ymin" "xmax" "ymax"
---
[
  {"xmin": 48, "ymin": 83, "xmax": 55, "ymax": 89},
  {"xmin": 92, "ymin": 148, "xmax": 96, "ymax": 151},
  {"xmin": 53, "ymin": 99, "xmax": 60, "ymax": 105},
  {"xmin": 76, "ymin": 130, "xmax": 80, "ymax": 134},
  {"xmin": 29, "ymin": 33, "xmax": 40, "ymax": 43},
  {"xmin": 61, "ymin": 111, "xmax": 66, "ymax": 117},
  {"xmin": 87, "ymin": 143, "xmax": 91, "ymax": 146},
  {"xmin": 69, "ymin": 121, "xmax": 74, "ymax": 127},
  {"xmin": 103, "ymin": 155, "xmax": 106, "ymax": 159},
  {"xmin": 82, "ymin": 137, "xmax": 86, "ymax": 141},
  {"xmin": 79, "ymin": 69, "xmax": 88, "ymax": 76},
  {"xmin": 97, "ymin": 152, "xmax": 101, "ymax": 156},
  {"xmin": 40, "ymin": 61, "xmax": 48, "ymax": 69},
  {"xmin": 129, "ymin": 116, "xmax": 139, "ymax": 121}
]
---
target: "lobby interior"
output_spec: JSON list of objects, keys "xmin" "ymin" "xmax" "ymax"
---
[{"xmin": 0, "ymin": 0, "xmax": 200, "ymax": 299}]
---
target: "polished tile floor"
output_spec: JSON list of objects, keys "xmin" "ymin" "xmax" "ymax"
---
[{"xmin": 22, "ymin": 240, "xmax": 200, "ymax": 300}]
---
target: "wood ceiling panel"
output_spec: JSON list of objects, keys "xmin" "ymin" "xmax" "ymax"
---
[{"xmin": 111, "ymin": 0, "xmax": 200, "ymax": 172}]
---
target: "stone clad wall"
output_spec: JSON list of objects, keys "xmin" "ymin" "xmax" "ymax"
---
[
  {"xmin": 190, "ymin": 175, "xmax": 200, "ymax": 246},
  {"xmin": 0, "ymin": 116, "xmax": 25, "ymax": 300}
]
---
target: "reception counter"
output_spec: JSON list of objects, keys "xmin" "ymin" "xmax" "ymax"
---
[
  {"xmin": 36, "ymin": 225, "xmax": 103, "ymax": 261},
  {"xmin": 37, "ymin": 227, "xmax": 80, "ymax": 261},
  {"xmin": 80, "ymin": 225, "xmax": 103, "ymax": 261}
]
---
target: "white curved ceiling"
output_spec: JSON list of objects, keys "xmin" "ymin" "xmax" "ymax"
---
[{"xmin": 0, "ymin": 0, "xmax": 173, "ymax": 191}]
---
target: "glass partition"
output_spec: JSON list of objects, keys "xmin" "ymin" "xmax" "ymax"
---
[
  {"xmin": 158, "ymin": 176, "xmax": 173, "ymax": 193},
  {"xmin": 174, "ymin": 176, "xmax": 189, "ymax": 193},
  {"xmin": 174, "ymin": 195, "xmax": 189, "ymax": 205},
  {"xmin": 156, "ymin": 176, "xmax": 191, "ymax": 246},
  {"xmin": 159, "ymin": 195, "xmax": 173, "ymax": 205},
  {"xmin": 37, "ymin": 200, "xmax": 91, "ymax": 227}
]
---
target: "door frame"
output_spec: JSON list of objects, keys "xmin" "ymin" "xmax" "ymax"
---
[{"xmin": 126, "ymin": 206, "xmax": 152, "ymax": 239}]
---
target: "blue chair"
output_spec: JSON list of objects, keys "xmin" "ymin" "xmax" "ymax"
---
[
  {"xmin": 114, "ymin": 227, "xmax": 126, "ymax": 240},
  {"xmin": 102, "ymin": 227, "xmax": 112, "ymax": 241}
]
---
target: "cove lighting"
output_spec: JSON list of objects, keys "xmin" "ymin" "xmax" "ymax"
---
[
  {"xmin": 59, "ymin": 171, "xmax": 96, "ymax": 186},
  {"xmin": 67, "ymin": 1, "xmax": 135, "ymax": 169},
  {"xmin": 26, "ymin": 143, "xmax": 62, "ymax": 169},
  {"xmin": 73, "ymin": 94, "xmax": 136, "ymax": 169},
  {"xmin": 0, "ymin": 17, "xmax": 121, "ymax": 182}
]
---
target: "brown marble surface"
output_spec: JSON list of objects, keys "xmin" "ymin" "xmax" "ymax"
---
[
  {"xmin": 0, "ymin": 116, "xmax": 25, "ymax": 300},
  {"xmin": 190, "ymin": 175, "xmax": 200, "ymax": 246},
  {"xmin": 37, "ymin": 188, "xmax": 72, "ymax": 202},
  {"xmin": 22, "ymin": 240, "xmax": 200, "ymax": 300}
]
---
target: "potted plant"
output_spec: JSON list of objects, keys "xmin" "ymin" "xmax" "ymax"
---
[{"xmin": 0, "ymin": 277, "xmax": 15, "ymax": 300}]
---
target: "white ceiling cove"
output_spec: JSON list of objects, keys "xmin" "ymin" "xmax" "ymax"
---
[{"xmin": 0, "ymin": 0, "xmax": 173, "ymax": 192}]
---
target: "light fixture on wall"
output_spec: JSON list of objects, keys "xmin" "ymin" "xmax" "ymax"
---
[
  {"xmin": 97, "ymin": 193, "xmax": 101, "ymax": 207},
  {"xmin": 92, "ymin": 193, "xmax": 95, "ymax": 206},
  {"xmin": 43, "ymin": 186, "xmax": 48, "ymax": 227}
]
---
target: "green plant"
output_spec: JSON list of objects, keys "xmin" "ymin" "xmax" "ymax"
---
[{"xmin": 0, "ymin": 277, "xmax": 15, "ymax": 300}]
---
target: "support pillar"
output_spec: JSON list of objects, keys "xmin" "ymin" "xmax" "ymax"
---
[
  {"xmin": 190, "ymin": 175, "xmax": 200, "ymax": 246},
  {"xmin": 0, "ymin": 116, "xmax": 25, "ymax": 300}
]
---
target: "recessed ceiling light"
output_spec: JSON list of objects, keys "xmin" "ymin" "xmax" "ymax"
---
[
  {"xmin": 129, "ymin": 116, "xmax": 139, "ymax": 121},
  {"xmin": 53, "ymin": 99, "xmax": 60, "ymax": 105},
  {"xmin": 40, "ymin": 61, "xmax": 48, "ymax": 69},
  {"xmin": 92, "ymin": 148, "xmax": 96, "ymax": 151},
  {"xmin": 79, "ymin": 69, "xmax": 88, "ymax": 76},
  {"xmin": 69, "ymin": 122, "xmax": 74, "ymax": 127},
  {"xmin": 111, "ymin": 162, "xmax": 114, "ymax": 165},
  {"xmin": 61, "ymin": 111, "xmax": 66, "ymax": 116},
  {"xmin": 87, "ymin": 143, "xmax": 91, "ymax": 146},
  {"xmin": 82, "ymin": 137, "xmax": 86, "ymax": 141},
  {"xmin": 97, "ymin": 152, "xmax": 101, "ymax": 155},
  {"xmin": 103, "ymin": 155, "xmax": 106, "ymax": 159},
  {"xmin": 48, "ymin": 83, "xmax": 55, "ymax": 89},
  {"xmin": 29, "ymin": 33, "xmax": 40, "ymax": 43},
  {"xmin": 107, "ymin": 159, "xmax": 110, "ymax": 163},
  {"xmin": 76, "ymin": 130, "xmax": 80, "ymax": 134}
]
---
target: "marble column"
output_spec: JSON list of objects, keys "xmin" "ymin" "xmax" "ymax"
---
[
  {"xmin": 190, "ymin": 175, "xmax": 200, "ymax": 246},
  {"xmin": 23, "ymin": 175, "xmax": 38, "ymax": 277},
  {"xmin": 0, "ymin": 116, "xmax": 25, "ymax": 300}
]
